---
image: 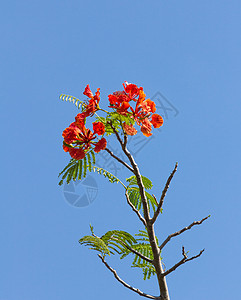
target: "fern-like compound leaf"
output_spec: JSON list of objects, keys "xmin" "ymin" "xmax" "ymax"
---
[
  {"xmin": 120, "ymin": 229, "xmax": 161, "ymax": 280},
  {"xmin": 92, "ymin": 167, "xmax": 126, "ymax": 188},
  {"xmin": 59, "ymin": 94, "xmax": 85, "ymax": 109},
  {"xmin": 101, "ymin": 230, "xmax": 137, "ymax": 255},
  {"xmin": 79, "ymin": 235, "xmax": 110, "ymax": 257},
  {"xmin": 58, "ymin": 152, "xmax": 96, "ymax": 185},
  {"xmin": 127, "ymin": 187, "xmax": 157, "ymax": 213},
  {"xmin": 126, "ymin": 175, "xmax": 153, "ymax": 190}
]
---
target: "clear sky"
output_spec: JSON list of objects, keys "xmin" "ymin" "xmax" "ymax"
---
[{"xmin": 1, "ymin": 1, "xmax": 241, "ymax": 299}]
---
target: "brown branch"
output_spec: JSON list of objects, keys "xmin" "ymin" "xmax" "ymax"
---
[
  {"xmin": 151, "ymin": 163, "xmax": 178, "ymax": 224},
  {"xmin": 152, "ymin": 194, "xmax": 159, "ymax": 206},
  {"xmin": 125, "ymin": 190, "xmax": 147, "ymax": 227},
  {"xmin": 108, "ymin": 120, "xmax": 170, "ymax": 299},
  {"xmin": 162, "ymin": 247, "xmax": 205, "ymax": 277},
  {"xmin": 105, "ymin": 147, "xmax": 134, "ymax": 173},
  {"xmin": 108, "ymin": 121, "xmax": 124, "ymax": 147},
  {"xmin": 159, "ymin": 215, "xmax": 210, "ymax": 250},
  {"xmin": 98, "ymin": 254, "xmax": 158, "ymax": 299}
]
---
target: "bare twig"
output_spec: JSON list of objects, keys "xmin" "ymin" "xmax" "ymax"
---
[
  {"xmin": 105, "ymin": 147, "xmax": 134, "ymax": 173},
  {"xmin": 98, "ymin": 254, "xmax": 158, "ymax": 299},
  {"xmin": 159, "ymin": 215, "xmax": 210, "ymax": 250},
  {"xmin": 151, "ymin": 163, "xmax": 178, "ymax": 224},
  {"xmin": 125, "ymin": 190, "xmax": 147, "ymax": 226},
  {"xmin": 162, "ymin": 247, "xmax": 205, "ymax": 277}
]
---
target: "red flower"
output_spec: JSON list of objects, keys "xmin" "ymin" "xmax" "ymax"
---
[
  {"xmin": 63, "ymin": 144, "xmax": 70, "ymax": 152},
  {"xmin": 141, "ymin": 118, "xmax": 152, "ymax": 137},
  {"xmin": 123, "ymin": 82, "xmax": 142, "ymax": 100},
  {"xmin": 123, "ymin": 122, "xmax": 137, "ymax": 136},
  {"xmin": 108, "ymin": 91, "xmax": 130, "ymax": 112},
  {"xmin": 93, "ymin": 122, "xmax": 105, "ymax": 135},
  {"xmin": 83, "ymin": 85, "xmax": 101, "ymax": 117},
  {"xmin": 151, "ymin": 114, "xmax": 163, "ymax": 128},
  {"xmin": 75, "ymin": 113, "xmax": 85, "ymax": 128},
  {"xmin": 69, "ymin": 148, "xmax": 85, "ymax": 160},
  {"xmin": 140, "ymin": 99, "xmax": 156, "ymax": 114},
  {"xmin": 94, "ymin": 138, "xmax": 107, "ymax": 153},
  {"xmin": 62, "ymin": 123, "xmax": 81, "ymax": 144},
  {"xmin": 83, "ymin": 84, "xmax": 93, "ymax": 98}
]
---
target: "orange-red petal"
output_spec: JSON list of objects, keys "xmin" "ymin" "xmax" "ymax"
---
[
  {"xmin": 94, "ymin": 138, "xmax": 107, "ymax": 153},
  {"xmin": 123, "ymin": 122, "xmax": 137, "ymax": 136},
  {"xmin": 140, "ymin": 118, "xmax": 152, "ymax": 137},
  {"xmin": 93, "ymin": 121, "xmax": 105, "ymax": 135},
  {"xmin": 69, "ymin": 148, "xmax": 85, "ymax": 160},
  {"xmin": 83, "ymin": 84, "xmax": 93, "ymax": 98},
  {"xmin": 151, "ymin": 114, "xmax": 163, "ymax": 128}
]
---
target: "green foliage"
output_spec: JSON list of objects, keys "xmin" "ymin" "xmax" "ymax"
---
[
  {"xmin": 79, "ymin": 235, "xmax": 110, "ymax": 257},
  {"xmin": 92, "ymin": 166, "xmax": 126, "ymax": 187},
  {"xmin": 127, "ymin": 187, "xmax": 157, "ymax": 212},
  {"xmin": 58, "ymin": 154, "xmax": 126, "ymax": 187},
  {"xmin": 101, "ymin": 230, "xmax": 137, "ymax": 255},
  {"xmin": 126, "ymin": 175, "xmax": 153, "ymax": 190},
  {"xmin": 58, "ymin": 151, "xmax": 96, "ymax": 185},
  {"xmin": 126, "ymin": 175, "xmax": 157, "ymax": 213},
  {"xmin": 96, "ymin": 112, "xmax": 135, "ymax": 136},
  {"xmin": 79, "ymin": 227, "xmax": 136, "ymax": 258},
  {"xmin": 59, "ymin": 94, "xmax": 85, "ymax": 110},
  {"xmin": 120, "ymin": 230, "xmax": 160, "ymax": 280},
  {"xmin": 79, "ymin": 226, "xmax": 160, "ymax": 280}
]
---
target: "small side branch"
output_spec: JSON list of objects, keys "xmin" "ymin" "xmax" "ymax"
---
[
  {"xmin": 151, "ymin": 163, "xmax": 178, "ymax": 224},
  {"xmin": 159, "ymin": 215, "xmax": 210, "ymax": 250},
  {"xmin": 125, "ymin": 190, "xmax": 147, "ymax": 227},
  {"xmin": 105, "ymin": 147, "xmax": 134, "ymax": 173},
  {"xmin": 98, "ymin": 255, "xmax": 157, "ymax": 299},
  {"xmin": 108, "ymin": 121, "xmax": 125, "ymax": 147},
  {"xmin": 162, "ymin": 247, "xmax": 205, "ymax": 277}
]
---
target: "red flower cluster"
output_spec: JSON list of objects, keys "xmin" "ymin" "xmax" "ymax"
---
[
  {"xmin": 82, "ymin": 84, "xmax": 101, "ymax": 117},
  {"xmin": 108, "ymin": 82, "xmax": 163, "ymax": 136},
  {"xmin": 62, "ymin": 114, "xmax": 106, "ymax": 160}
]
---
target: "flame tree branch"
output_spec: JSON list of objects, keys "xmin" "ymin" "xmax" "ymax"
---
[
  {"xmin": 98, "ymin": 255, "xmax": 159, "ymax": 299},
  {"xmin": 151, "ymin": 163, "xmax": 178, "ymax": 225},
  {"xmin": 159, "ymin": 216, "xmax": 210, "ymax": 251},
  {"xmin": 162, "ymin": 247, "xmax": 205, "ymax": 277}
]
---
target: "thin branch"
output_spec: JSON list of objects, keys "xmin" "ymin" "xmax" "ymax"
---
[
  {"xmin": 108, "ymin": 121, "xmax": 124, "ymax": 147},
  {"xmin": 151, "ymin": 163, "xmax": 178, "ymax": 224},
  {"xmin": 152, "ymin": 194, "xmax": 159, "ymax": 206},
  {"xmin": 125, "ymin": 190, "xmax": 147, "ymax": 227},
  {"xmin": 162, "ymin": 247, "xmax": 205, "ymax": 277},
  {"xmin": 124, "ymin": 244, "xmax": 153, "ymax": 264},
  {"xmin": 123, "ymin": 132, "xmax": 128, "ymax": 148},
  {"xmin": 105, "ymin": 147, "xmax": 134, "ymax": 173},
  {"xmin": 159, "ymin": 215, "xmax": 210, "ymax": 250},
  {"xmin": 98, "ymin": 254, "xmax": 158, "ymax": 299}
]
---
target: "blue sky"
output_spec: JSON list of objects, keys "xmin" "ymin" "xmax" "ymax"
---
[{"xmin": 1, "ymin": 0, "xmax": 241, "ymax": 299}]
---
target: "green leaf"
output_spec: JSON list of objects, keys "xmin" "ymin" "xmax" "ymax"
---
[
  {"xmin": 83, "ymin": 156, "xmax": 87, "ymax": 178},
  {"xmin": 59, "ymin": 94, "xmax": 85, "ymax": 110},
  {"xmin": 120, "ymin": 229, "xmax": 160, "ymax": 280},
  {"xmin": 126, "ymin": 175, "xmax": 153, "ymax": 190},
  {"xmin": 58, "ymin": 152, "xmax": 96, "ymax": 185},
  {"xmin": 79, "ymin": 235, "xmax": 110, "ymax": 257},
  {"xmin": 101, "ymin": 230, "xmax": 137, "ymax": 255},
  {"xmin": 92, "ymin": 166, "xmax": 126, "ymax": 188},
  {"xmin": 87, "ymin": 152, "xmax": 92, "ymax": 172},
  {"xmin": 78, "ymin": 160, "xmax": 82, "ymax": 180},
  {"xmin": 127, "ymin": 187, "xmax": 157, "ymax": 213}
]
